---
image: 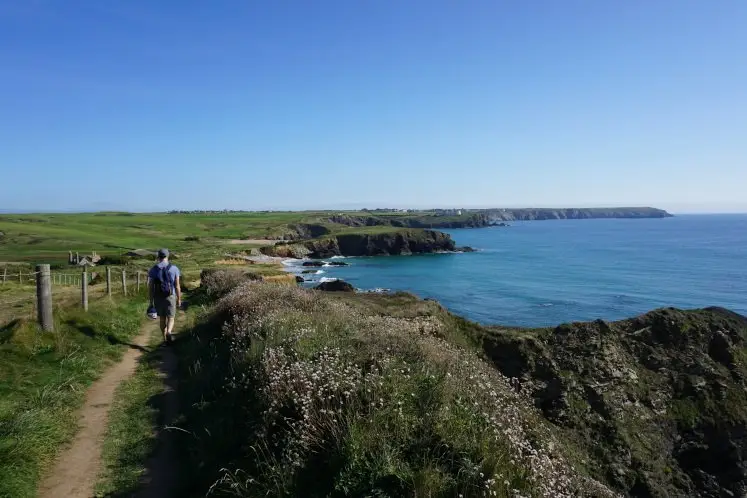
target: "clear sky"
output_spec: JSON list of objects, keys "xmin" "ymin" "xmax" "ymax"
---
[{"xmin": 1, "ymin": 1, "xmax": 745, "ymax": 213}]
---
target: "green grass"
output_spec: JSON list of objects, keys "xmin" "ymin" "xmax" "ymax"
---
[
  {"xmin": 94, "ymin": 325, "xmax": 163, "ymax": 498},
  {"xmin": 0, "ymin": 297, "xmax": 146, "ymax": 498},
  {"xmin": 0, "ymin": 211, "xmax": 313, "ymax": 264}
]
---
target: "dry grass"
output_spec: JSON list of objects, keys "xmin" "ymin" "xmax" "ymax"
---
[{"xmin": 214, "ymin": 259, "xmax": 253, "ymax": 266}]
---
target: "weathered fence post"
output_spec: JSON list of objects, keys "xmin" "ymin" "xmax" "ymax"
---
[
  {"xmin": 2, "ymin": 266, "xmax": 7, "ymax": 284},
  {"xmin": 106, "ymin": 266, "xmax": 112, "ymax": 297},
  {"xmin": 19, "ymin": 269, "xmax": 23, "ymax": 284},
  {"xmin": 36, "ymin": 264, "xmax": 53, "ymax": 331},
  {"xmin": 121, "ymin": 270, "xmax": 127, "ymax": 296},
  {"xmin": 82, "ymin": 270, "xmax": 88, "ymax": 311},
  {"xmin": 136, "ymin": 271, "xmax": 141, "ymax": 293}
]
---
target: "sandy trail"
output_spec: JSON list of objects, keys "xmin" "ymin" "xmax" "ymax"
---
[{"xmin": 38, "ymin": 321, "xmax": 159, "ymax": 498}]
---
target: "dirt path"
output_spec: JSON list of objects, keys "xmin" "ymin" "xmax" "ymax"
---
[
  {"xmin": 38, "ymin": 320, "xmax": 160, "ymax": 498},
  {"xmin": 137, "ymin": 326, "xmax": 180, "ymax": 498}
]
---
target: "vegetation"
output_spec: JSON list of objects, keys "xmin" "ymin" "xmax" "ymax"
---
[
  {"xmin": 170, "ymin": 276, "xmax": 612, "ymax": 497},
  {"xmin": 0, "ymin": 297, "xmax": 145, "ymax": 498}
]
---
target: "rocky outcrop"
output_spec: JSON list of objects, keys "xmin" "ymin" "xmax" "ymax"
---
[
  {"xmin": 259, "ymin": 243, "xmax": 311, "ymax": 259},
  {"xmin": 261, "ymin": 229, "xmax": 467, "ymax": 258},
  {"xmin": 480, "ymin": 307, "xmax": 747, "ymax": 497},
  {"xmin": 278, "ymin": 223, "xmax": 331, "ymax": 241},
  {"xmin": 303, "ymin": 230, "xmax": 463, "ymax": 258},
  {"xmin": 315, "ymin": 279, "xmax": 355, "ymax": 292}
]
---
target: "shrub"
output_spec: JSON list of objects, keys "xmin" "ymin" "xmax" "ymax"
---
[
  {"xmin": 184, "ymin": 236, "xmax": 201, "ymax": 242},
  {"xmin": 176, "ymin": 283, "xmax": 614, "ymax": 497},
  {"xmin": 97, "ymin": 255, "xmax": 131, "ymax": 266},
  {"xmin": 199, "ymin": 268, "xmax": 263, "ymax": 298}
]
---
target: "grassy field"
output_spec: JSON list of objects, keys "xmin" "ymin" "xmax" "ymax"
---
[
  {"xmin": 0, "ymin": 211, "xmax": 328, "ymax": 263},
  {"xmin": 0, "ymin": 296, "xmax": 147, "ymax": 498}
]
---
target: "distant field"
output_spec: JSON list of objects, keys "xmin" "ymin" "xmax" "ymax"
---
[
  {"xmin": 0, "ymin": 210, "xmax": 475, "ymax": 264},
  {"xmin": 0, "ymin": 212, "xmax": 318, "ymax": 264}
]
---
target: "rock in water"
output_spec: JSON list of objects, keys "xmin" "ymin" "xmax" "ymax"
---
[
  {"xmin": 294, "ymin": 276, "xmax": 304, "ymax": 283},
  {"xmin": 302, "ymin": 261, "xmax": 325, "ymax": 267},
  {"xmin": 314, "ymin": 279, "xmax": 355, "ymax": 292}
]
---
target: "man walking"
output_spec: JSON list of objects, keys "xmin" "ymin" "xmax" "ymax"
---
[{"xmin": 148, "ymin": 248, "xmax": 181, "ymax": 343}]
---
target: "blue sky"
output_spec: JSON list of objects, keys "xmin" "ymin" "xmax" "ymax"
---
[{"xmin": 1, "ymin": 1, "xmax": 745, "ymax": 213}]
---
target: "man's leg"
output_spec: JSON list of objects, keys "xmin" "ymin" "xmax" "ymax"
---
[
  {"xmin": 164, "ymin": 294, "xmax": 177, "ymax": 341},
  {"xmin": 160, "ymin": 316, "xmax": 168, "ymax": 340}
]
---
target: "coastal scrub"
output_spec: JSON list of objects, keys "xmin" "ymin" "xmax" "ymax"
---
[{"xmin": 175, "ymin": 281, "xmax": 613, "ymax": 497}]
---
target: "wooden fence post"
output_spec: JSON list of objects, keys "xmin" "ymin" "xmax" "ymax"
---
[
  {"xmin": 36, "ymin": 264, "xmax": 53, "ymax": 331},
  {"xmin": 2, "ymin": 266, "xmax": 7, "ymax": 284},
  {"xmin": 137, "ymin": 271, "xmax": 141, "ymax": 293},
  {"xmin": 121, "ymin": 270, "xmax": 127, "ymax": 296},
  {"xmin": 19, "ymin": 269, "xmax": 23, "ymax": 284},
  {"xmin": 106, "ymin": 266, "xmax": 112, "ymax": 297},
  {"xmin": 82, "ymin": 270, "xmax": 89, "ymax": 311}
]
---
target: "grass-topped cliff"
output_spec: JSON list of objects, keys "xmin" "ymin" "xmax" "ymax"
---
[
  {"xmin": 261, "ymin": 228, "xmax": 469, "ymax": 258},
  {"xmin": 0, "ymin": 207, "xmax": 671, "ymax": 264},
  {"xmin": 165, "ymin": 271, "xmax": 746, "ymax": 497}
]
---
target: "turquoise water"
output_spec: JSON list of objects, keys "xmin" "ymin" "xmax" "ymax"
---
[{"xmin": 291, "ymin": 215, "xmax": 747, "ymax": 327}]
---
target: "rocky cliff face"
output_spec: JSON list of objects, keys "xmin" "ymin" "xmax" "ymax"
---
[
  {"xmin": 261, "ymin": 229, "xmax": 464, "ymax": 258},
  {"xmin": 305, "ymin": 230, "xmax": 460, "ymax": 258},
  {"xmin": 480, "ymin": 307, "xmax": 747, "ymax": 497}
]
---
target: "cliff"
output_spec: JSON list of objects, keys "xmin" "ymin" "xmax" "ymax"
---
[
  {"xmin": 261, "ymin": 229, "xmax": 467, "ymax": 258},
  {"xmin": 482, "ymin": 207, "xmax": 672, "ymax": 221},
  {"xmin": 325, "ymin": 213, "xmax": 493, "ymax": 229},
  {"xmin": 479, "ymin": 307, "xmax": 747, "ymax": 497},
  {"xmin": 258, "ymin": 208, "xmax": 672, "ymax": 242}
]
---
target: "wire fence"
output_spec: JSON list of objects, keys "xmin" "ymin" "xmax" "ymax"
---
[{"xmin": 0, "ymin": 264, "xmax": 151, "ymax": 331}]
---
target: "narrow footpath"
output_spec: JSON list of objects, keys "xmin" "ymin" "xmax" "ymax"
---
[{"xmin": 37, "ymin": 318, "xmax": 180, "ymax": 498}]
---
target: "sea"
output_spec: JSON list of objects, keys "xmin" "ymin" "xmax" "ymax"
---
[{"xmin": 285, "ymin": 215, "xmax": 747, "ymax": 327}]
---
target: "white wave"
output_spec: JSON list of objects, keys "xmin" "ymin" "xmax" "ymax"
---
[
  {"xmin": 319, "ymin": 277, "xmax": 339, "ymax": 283},
  {"xmin": 329, "ymin": 255, "xmax": 347, "ymax": 259}
]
